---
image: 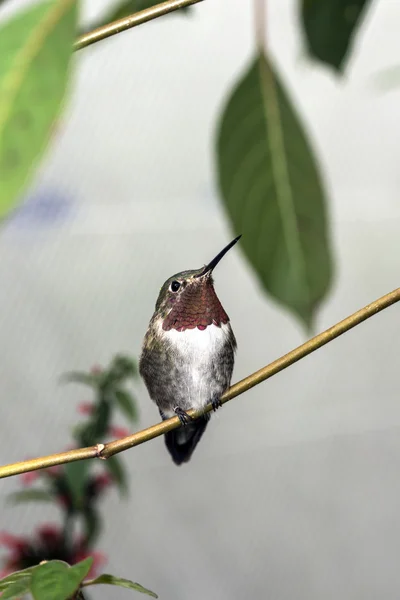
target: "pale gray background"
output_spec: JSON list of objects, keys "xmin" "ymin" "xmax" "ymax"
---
[{"xmin": 1, "ymin": 0, "xmax": 400, "ymax": 598}]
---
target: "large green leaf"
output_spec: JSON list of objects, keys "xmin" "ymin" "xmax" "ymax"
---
[
  {"xmin": 1, "ymin": 577, "xmax": 31, "ymax": 599},
  {"xmin": 31, "ymin": 558, "xmax": 92, "ymax": 600},
  {"xmin": 216, "ymin": 54, "xmax": 333, "ymax": 330},
  {"xmin": 0, "ymin": 0, "xmax": 77, "ymax": 220},
  {"xmin": 301, "ymin": 0, "xmax": 372, "ymax": 72},
  {"xmin": 83, "ymin": 574, "xmax": 158, "ymax": 597},
  {"xmin": 0, "ymin": 566, "xmax": 39, "ymax": 591}
]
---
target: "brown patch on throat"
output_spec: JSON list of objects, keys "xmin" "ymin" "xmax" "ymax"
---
[{"xmin": 162, "ymin": 279, "xmax": 229, "ymax": 332}]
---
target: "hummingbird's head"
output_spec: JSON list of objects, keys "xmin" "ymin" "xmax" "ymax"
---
[{"xmin": 154, "ymin": 235, "xmax": 241, "ymax": 332}]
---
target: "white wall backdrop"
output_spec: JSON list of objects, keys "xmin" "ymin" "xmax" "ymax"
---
[{"xmin": 1, "ymin": 1, "xmax": 400, "ymax": 598}]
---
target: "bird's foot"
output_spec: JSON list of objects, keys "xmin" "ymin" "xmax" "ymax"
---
[
  {"xmin": 211, "ymin": 395, "xmax": 222, "ymax": 411},
  {"xmin": 174, "ymin": 406, "xmax": 193, "ymax": 425}
]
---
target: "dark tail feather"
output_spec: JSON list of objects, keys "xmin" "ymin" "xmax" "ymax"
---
[{"xmin": 164, "ymin": 415, "xmax": 209, "ymax": 465}]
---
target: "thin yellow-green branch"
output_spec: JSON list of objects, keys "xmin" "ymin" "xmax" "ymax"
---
[
  {"xmin": 74, "ymin": 0, "xmax": 205, "ymax": 52},
  {"xmin": 0, "ymin": 287, "xmax": 399, "ymax": 479}
]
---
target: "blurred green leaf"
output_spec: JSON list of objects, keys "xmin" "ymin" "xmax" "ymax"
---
[
  {"xmin": 72, "ymin": 422, "xmax": 88, "ymax": 444},
  {"xmin": 7, "ymin": 489, "xmax": 54, "ymax": 505},
  {"xmin": 0, "ymin": 0, "xmax": 77, "ymax": 220},
  {"xmin": 104, "ymin": 455, "xmax": 128, "ymax": 496},
  {"xmin": 83, "ymin": 507, "xmax": 101, "ymax": 546},
  {"xmin": 83, "ymin": 574, "xmax": 157, "ymax": 597},
  {"xmin": 92, "ymin": 400, "xmax": 112, "ymax": 438},
  {"xmin": 109, "ymin": 355, "xmax": 138, "ymax": 383},
  {"xmin": 64, "ymin": 357, "xmax": 137, "ymax": 394},
  {"xmin": 0, "ymin": 566, "xmax": 39, "ymax": 590},
  {"xmin": 64, "ymin": 460, "xmax": 90, "ymax": 510},
  {"xmin": 301, "ymin": 0, "xmax": 372, "ymax": 72},
  {"xmin": 216, "ymin": 54, "xmax": 333, "ymax": 330},
  {"xmin": 76, "ymin": 402, "xmax": 111, "ymax": 447},
  {"xmin": 31, "ymin": 558, "xmax": 93, "ymax": 600},
  {"xmin": 61, "ymin": 371, "xmax": 103, "ymax": 389},
  {"xmin": 1, "ymin": 577, "xmax": 31, "ymax": 599},
  {"xmin": 114, "ymin": 388, "xmax": 139, "ymax": 423}
]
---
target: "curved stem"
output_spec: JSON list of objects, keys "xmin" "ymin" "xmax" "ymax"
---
[
  {"xmin": 0, "ymin": 287, "xmax": 399, "ymax": 479},
  {"xmin": 74, "ymin": 0, "xmax": 205, "ymax": 52}
]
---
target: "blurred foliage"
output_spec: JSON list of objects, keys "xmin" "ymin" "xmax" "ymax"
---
[
  {"xmin": 82, "ymin": 574, "xmax": 158, "ymax": 597},
  {"xmin": 30, "ymin": 558, "xmax": 93, "ymax": 600},
  {"xmin": 0, "ymin": 0, "xmax": 77, "ymax": 220},
  {"xmin": 0, "ymin": 558, "xmax": 157, "ymax": 599},
  {"xmin": 301, "ymin": 0, "xmax": 372, "ymax": 72},
  {"xmin": 1, "ymin": 356, "xmax": 149, "ymax": 598},
  {"xmin": 216, "ymin": 54, "xmax": 332, "ymax": 330},
  {"xmin": 61, "ymin": 355, "xmax": 138, "ymax": 525}
]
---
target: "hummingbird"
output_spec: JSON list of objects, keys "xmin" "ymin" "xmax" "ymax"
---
[{"xmin": 139, "ymin": 236, "xmax": 241, "ymax": 465}]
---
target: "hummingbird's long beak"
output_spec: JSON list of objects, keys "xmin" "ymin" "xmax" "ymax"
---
[{"xmin": 196, "ymin": 235, "xmax": 242, "ymax": 278}]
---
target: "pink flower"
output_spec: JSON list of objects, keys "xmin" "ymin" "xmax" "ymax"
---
[
  {"xmin": 20, "ymin": 471, "xmax": 39, "ymax": 486},
  {"xmin": 0, "ymin": 532, "xmax": 29, "ymax": 553},
  {"xmin": 0, "ymin": 532, "xmax": 31, "ymax": 578},
  {"xmin": 19, "ymin": 463, "xmax": 61, "ymax": 486},
  {"xmin": 108, "ymin": 426, "xmax": 130, "ymax": 439},
  {"xmin": 45, "ymin": 465, "xmax": 62, "ymax": 478},
  {"xmin": 0, "ymin": 525, "xmax": 106, "ymax": 579},
  {"xmin": 37, "ymin": 524, "xmax": 62, "ymax": 549},
  {"xmin": 77, "ymin": 402, "xmax": 94, "ymax": 415}
]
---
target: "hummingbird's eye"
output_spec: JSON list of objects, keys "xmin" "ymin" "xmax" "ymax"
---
[{"xmin": 170, "ymin": 280, "xmax": 181, "ymax": 292}]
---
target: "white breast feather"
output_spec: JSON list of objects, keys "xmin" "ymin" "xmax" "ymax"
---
[{"xmin": 158, "ymin": 322, "xmax": 231, "ymax": 415}]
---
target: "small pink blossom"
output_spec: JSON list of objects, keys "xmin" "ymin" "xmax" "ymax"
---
[
  {"xmin": 108, "ymin": 426, "xmax": 130, "ymax": 439},
  {"xmin": 0, "ymin": 532, "xmax": 29, "ymax": 553},
  {"xmin": 45, "ymin": 465, "xmax": 62, "ymax": 478},
  {"xmin": 77, "ymin": 402, "xmax": 94, "ymax": 415},
  {"xmin": 20, "ymin": 470, "xmax": 39, "ymax": 486}
]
